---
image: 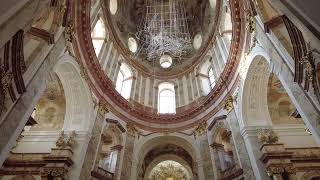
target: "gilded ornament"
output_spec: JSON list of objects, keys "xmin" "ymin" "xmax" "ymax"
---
[
  {"xmin": 194, "ymin": 121, "xmax": 207, "ymax": 137},
  {"xmin": 64, "ymin": 23, "xmax": 74, "ymax": 43},
  {"xmin": 80, "ymin": 64, "xmax": 89, "ymax": 81},
  {"xmin": 266, "ymin": 166, "xmax": 284, "ymax": 176},
  {"xmin": 285, "ymin": 166, "xmax": 296, "ymax": 174},
  {"xmin": 127, "ymin": 123, "xmax": 138, "ymax": 137},
  {"xmin": 98, "ymin": 102, "xmax": 109, "ymax": 115},
  {"xmin": 246, "ymin": 11, "xmax": 256, "ymax": 34},
  {"xmin": 224, "ymin": 96, "xmax": 234, "ymax": 112}
]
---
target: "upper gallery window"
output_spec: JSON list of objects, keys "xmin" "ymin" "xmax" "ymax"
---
[
  {"xmin": 208, "ymin": 67, "xmax": 216, "ymax": 89},
  {"xmin": 115, "ymin": 63, "xmax": 133, "ymax": 99},
  {"xmin": 158, "ymin": 82, "xmax": 176, "ymax": 114},
  {"xmin": 91, "ymin": 17, "xmax": 106, "ymax": 55}
]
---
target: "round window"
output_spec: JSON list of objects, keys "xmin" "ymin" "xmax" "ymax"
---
[{"xmin": 160, "ymin": 55, "xmax": 173, "ymax": 69}]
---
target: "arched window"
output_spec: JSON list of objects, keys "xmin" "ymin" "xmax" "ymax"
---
[
  {"xmin": 115, "ymin": 63, "xmax": 132, "ymax": 99},
  {"xmin": 91, "ymin": 17, "xmax": 106, "ymax": 55},
  {"xmin": 208, "ymin": 67, "xmax": 216, "ymax": 89},
  {"xmin": 158, "ymin": 82, "xmax": 176, "ymax": 114}
]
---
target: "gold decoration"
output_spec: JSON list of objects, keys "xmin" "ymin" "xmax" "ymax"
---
[
  {"xmin": 257, "ymin": 129, "xmax": 279, "ymax": 144},
  {"xmin": 244, "ymin": 11, "xmax": 257, "ymax": 56},
  {"xmin": 127, "ymin": 123, "xmax": 138, "ymax": 137},
  {"xmin": 246, "ymin": 11, "xmax": 256, "ymax": 34},
  {"xmin": 64, "ymin": 23, "xmax": 74, "ymax": 43},
  {"xmin": 80, "ymin": 64, "xmax": 89, "ymax": 81},
  {"xmin": 285, "ymin": 166, "xmax": 296, "ymax": 174},
  {"xmin": 266, "ymin": 166, "xmax": 284, "ymax": 176},
  {"xmin": 194, "ymin": 121, "xmax": 207, "ymax": 137},
  {"xmin": 149, "ymin": 161, "xmax": 189, "ymax": 180},
  {"xmin": 224, "ymin": 96, "xmax": 234, "ymax": 112},
  {"xmin": 98, "ymin": 102, "xmax": 109, "ymax": 115}
]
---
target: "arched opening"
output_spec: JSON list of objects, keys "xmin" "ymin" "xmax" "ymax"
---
[
  {"xmin": 91, "ymin": 17, "xmax": 106, "ymax": 56},
  {"xmin": 96, "ymin": 124, "xmax": 123, "ymax": 177},
  {"xmin": 158, "ymin": 82, "xmax": 176, "ymax": 114},
  {"xmin": 115, "ymin": 63, "xmax": 133, "ymax": 99},
  {"xmin": 148, "ymin": 160, "xmax": 192, "ymax": 180},
  {"xmin": 139, "ymin": 144, "xmax": 194, "ymax": 180},
  {"xmin": 133, "ymin": 135, "xmax": 201, "ymax": 180},
  {"xmin": 240, "ymin": 53, "xmax": 317, "ymax": 146}
]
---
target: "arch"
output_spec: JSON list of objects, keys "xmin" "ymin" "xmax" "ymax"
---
[
  {"xmin": 53, "ymin": 54, "xmax": 94, "ymax": 131},
  {"xmin": 143, "ymin": 154, "xmax": 193, "ymax": 180},
  {"xmin": 198, "ymin": 57, "xmax": 215, "ymax": 95},
  {"xmin": 132, "ymin": 134, "xmax": 202, "ymax": 180},
  {"xmin": 239, "ymin": 51, "xmax": 273, "ymax": 129}
]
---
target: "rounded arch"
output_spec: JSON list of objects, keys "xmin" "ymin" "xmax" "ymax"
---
[
  {"xmin": 53, "ymin": 54, "xmax": 94, "ymax": 131},
  {"xmin": 144, "ymin": 154, "xmax": 193, "ymax": 180},
  {"xmin": 239, "ymin": 50, "xmax": 273, "ymax": 129},
  {"xmin": 131, "ymin": 133, "xmax": 202, "ymax": 180},
  {"xmin": 157, "ymin": 82, "xmax": 176, "ymax": 114}
]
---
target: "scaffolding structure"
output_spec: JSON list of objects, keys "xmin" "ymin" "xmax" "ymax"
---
[{"xmin": 136, "ymin": 0, "xmax": 192, "ymax": 62}]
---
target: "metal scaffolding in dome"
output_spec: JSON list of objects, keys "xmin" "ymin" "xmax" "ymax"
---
[{"xmin": 136, "ymin": 0, "xmax": 192, "ymax": 61}]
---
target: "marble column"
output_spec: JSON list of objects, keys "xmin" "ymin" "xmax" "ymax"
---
[
  {"xmin": 120, "ymin": 133, "xmax": 135, "ymax": 180},
  {"xmin": 79, "ymin": 109, "xmax": 105, "ymax": 180},
  {"xmin": 226, "ymin": 109, "xmax": 255, "ymax": 179},
  {"xmin": 196, "ymin": 134, "xmax": 214, "ymax": 180}
]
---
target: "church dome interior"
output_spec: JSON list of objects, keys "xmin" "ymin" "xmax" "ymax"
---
[{"xmin": 0, "ymin": 0, "xmax": 320, "ymax": 179}]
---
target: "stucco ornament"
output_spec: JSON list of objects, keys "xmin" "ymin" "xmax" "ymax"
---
[
  {"xmin": 224, "ymin": 96, "xmax": 234, "ymax": 112},
  {"xmin": 194, "ymin": 121, "xmax": 207, "ymax": 138},
  {"xmin": 56, "ymin": 130, "xmax": 76, "ymax": 148},
  {"xmin": 257, "ymin": 128, "xmax": 279, "ymax": 144}
]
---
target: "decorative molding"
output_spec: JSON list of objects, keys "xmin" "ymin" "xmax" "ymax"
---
[{"xmin": 27, "ymin": 27, "xmax": 54, "ymax": 44}]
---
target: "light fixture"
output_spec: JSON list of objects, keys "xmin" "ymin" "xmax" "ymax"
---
[
  {"xmin": 128, "ymin": 37, "xmax": 138, "ymax": 53},
  {"xmin": 193, "ymin": 33, "xmax": 203, "ymax": 50},
  {"xmin": 109, "ymin": 0, "xmax": 117, "ymax": 15},
  {"xmin": 160, "ymin": 55, "xmax": 173, "ymax": 69}
]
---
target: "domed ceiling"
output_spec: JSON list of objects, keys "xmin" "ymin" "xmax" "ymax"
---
[
  {"xmin": 73, "ymin": 0, "xmax": 248, "ymax": 131},
  {"xmin": 102, "ymin": 0, "xmax": 219, "ymax": 77}
]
